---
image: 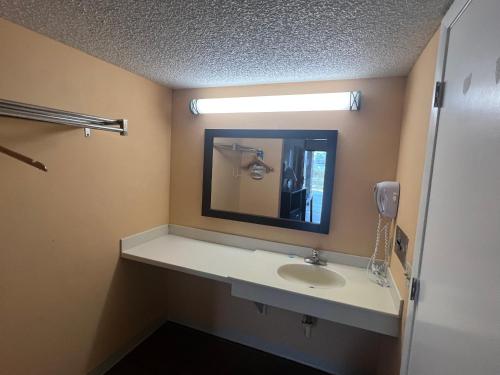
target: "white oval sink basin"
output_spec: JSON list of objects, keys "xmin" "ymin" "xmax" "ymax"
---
[{"xmin": 277, "ymin": 264, "xmax": 346, "ymax": 288}]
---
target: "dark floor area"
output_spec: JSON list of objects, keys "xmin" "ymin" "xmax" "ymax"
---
[{"xmin": 107, "ymin": 322, "xmax": 329, "ymax": 375}]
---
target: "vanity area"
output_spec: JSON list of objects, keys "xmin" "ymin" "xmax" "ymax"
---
[
  {"xmin": 122, "ymin": 127, "xmax": 402, "ymax": 339},
  {"xmin": 121, "ymin": 225, "xmax": 402, "ymax": 337}
]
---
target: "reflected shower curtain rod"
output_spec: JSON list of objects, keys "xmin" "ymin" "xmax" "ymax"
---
[{"xmin": 0, "ymin": 99, "xmax": 128, "ymax": 136}]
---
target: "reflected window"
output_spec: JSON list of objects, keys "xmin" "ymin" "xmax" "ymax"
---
[{"xmin": 304, "ymin": 151, "xmax": 326, "ymax": 224}]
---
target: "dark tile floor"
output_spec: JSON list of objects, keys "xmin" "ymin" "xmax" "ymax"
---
[{"xmin": 107, "ymin": 322, "xmax": 329, "ymax": 375}]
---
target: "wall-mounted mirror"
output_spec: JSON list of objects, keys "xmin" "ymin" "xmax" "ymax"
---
[{"xmin": 202, "ymin": 130, "xmax": 338, "ymax": 233}]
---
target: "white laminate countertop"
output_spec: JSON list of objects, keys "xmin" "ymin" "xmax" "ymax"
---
[
  {"xmin": 121, "ymin": 225, "xmax": 402, "ymax": 336},
  {"xmin": 122, "ymin": 232, "xmax": 255, "ymax": 282}
]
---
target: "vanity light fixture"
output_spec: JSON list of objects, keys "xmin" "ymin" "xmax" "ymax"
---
[{"xmin": 189, "ymin": 91, "xmax": 361, "ymax": 115}]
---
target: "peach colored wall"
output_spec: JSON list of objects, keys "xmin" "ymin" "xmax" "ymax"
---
[
  {"xmin": 170, "ymin": 77, "xmax": 406, "ymax": 257},
  {"xmin": 387, "ymin": 30, "xmax": 440, "ymax": 374},
  {"xmin": 211, "ymin": 137, "xmax": 282, "ymax": 217},
  {"xmin": 211, "ymin": 138, "xmax": 242, "ymax": 212},
  {"xmin": 0, "ymin": 19, "xmax": 171, "ymax": 375},
  {"xmin": 391, "ymin": 31, "xmax": 440, "ymax": 309},
  {"xmin": 238, "ymin": 138, "xmax": 283, "ymax": 217}
]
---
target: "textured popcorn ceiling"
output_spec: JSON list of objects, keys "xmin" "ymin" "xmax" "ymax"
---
[{"xmin": 0, "ymin": 0, "xmax": 452, "ymax": 88}]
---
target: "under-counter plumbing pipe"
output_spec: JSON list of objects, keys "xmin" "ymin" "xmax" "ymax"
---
[
  {"xmin": 254, "ymin": 302, "xmax": 268, "ymax": 315},
  {"xmin": 302, "ymin": 315, "xmax": 317, "ymax": 338}
]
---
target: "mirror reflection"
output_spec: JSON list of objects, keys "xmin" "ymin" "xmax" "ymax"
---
[{"xmin": 211, "ymin": 136, "xmax": 329, "ymax": 224}]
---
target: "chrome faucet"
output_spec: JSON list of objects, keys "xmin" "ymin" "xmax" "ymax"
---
[{"xmin": 304, "ymin": 249, "xmax": 327, "ymax": 266}]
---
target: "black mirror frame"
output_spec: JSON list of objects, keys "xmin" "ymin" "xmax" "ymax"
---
[{"xmin": 202, "ymin": 129, "xmax": 338, "ymax": 234}]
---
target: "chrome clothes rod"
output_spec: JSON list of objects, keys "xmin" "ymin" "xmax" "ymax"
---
[
  {"xmin": 214, "ymin": 143, "xmax": 264, "ymax": 159},
  {"xmin": 214, "ymin": 143, "xmax": 261, "ymax": 154},
  {"xmin": 0, "ymin": 99, "xmax": 128, "ymax": 136}
]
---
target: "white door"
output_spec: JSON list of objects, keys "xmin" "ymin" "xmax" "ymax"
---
[{"xmin": 407, "ymin": 0, "xmax": 500, "ymax": 374}]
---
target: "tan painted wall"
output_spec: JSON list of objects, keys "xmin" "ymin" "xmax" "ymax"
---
[
  {"xmin": 386, "ymin": 30, "xmax": 440, "ymax": 374},
  {"xmin": 0, "ymin": 19, "xmax": 171, "ymax": 375},
  {"xmin": 391, "ymin": 30, "xmax": 440, "ymax": 309},
  {"xmin": 211, "ymin": 138, "xmax": 242, "ymax": 212},
  {"xmin": 170, "ymin": 77, "xmax": 406, "ymax": 256},
  {"xmin": 211, "ymin": 138, "xmax": 283, "ymax": 217},
  {"xmin": 238, "ymin": 138, "xmax": 283, "ymax": 217}
]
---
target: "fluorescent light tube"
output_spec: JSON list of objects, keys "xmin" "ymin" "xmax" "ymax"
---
[{"xmin": 189, "ymin": 91, "xmax": 361, "ymax": 115}]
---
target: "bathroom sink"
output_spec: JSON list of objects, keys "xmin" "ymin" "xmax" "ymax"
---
[{"xmin": 277, "ymin": 264, "xmax": 346, "ymax": 288}]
